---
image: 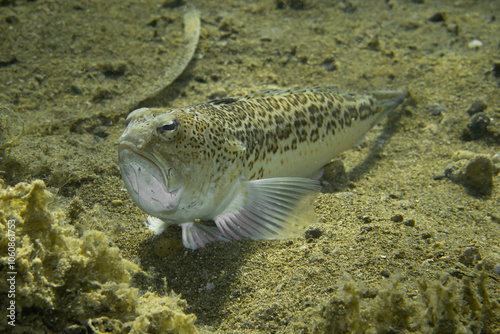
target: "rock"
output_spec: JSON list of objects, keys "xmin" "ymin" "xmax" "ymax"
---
[
  {"xmin": 462, "ymin": 112, "xmax": 491, "ymax": 140},
  {"xmin": 380, "ymin": 269, "xmax": 391, "ymax": 278},
  {"xmin": 359, "ymin": 215, "xmax": 372, "ymax": 224},
  {"xmin": 391, "ymin": 214, "xmax": 404, "ymax": 222},
  {"xmin": 429, "ymin": 12, "xmax": 445, "ymax": 23},
  {"xmin": 321, "ymin": 159, "xmax": 348, "ymax": 192},
  {"xmin": 468, "ymin": 39, "xmax": 483, "ymax": 50},
  {"xmin": 445, "ymin": 154, "xmax": 494, "ymax": 195},
  {"xmin": 421, "ymin": 233, "xmax": 432, "ymax": 240},
  {"xmin": 403, "ymin": 219, "xmax": 415, "ymax": 227},
  {"xmin": 466, "ymin": 100, "xmax": 487, "ymax": 116},
  {"xmin": 456, "ymin": 155, "xmax": 494, "ymax": 195},
  {"xmin": 494, "ymin": 264, "xmax": 500, "ymax": 275},
  {"xmin": 322, "ymin": 56, "xmax": 338, "ymax": 72},
  {"xmin": 305, "ymin": 227, "xmax": 323, "ymax": 240}
]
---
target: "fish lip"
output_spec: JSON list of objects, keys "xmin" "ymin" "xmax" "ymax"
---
[
  {"xmin": 119, "ymin": 143, "xmax": 182, "ymax": 215},
  {"xmin": 118, "ymin": 143, "xmax": 167, "ymax": 184}
]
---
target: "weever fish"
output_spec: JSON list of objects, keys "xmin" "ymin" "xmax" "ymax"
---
[{"xmin": 118, "ymin": 88, "xmax": 405, "ymax": 249}]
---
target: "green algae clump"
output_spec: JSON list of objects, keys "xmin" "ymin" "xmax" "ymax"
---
[
  {"xmin": 0, "ymin": 179, "xmax": 199, "ymax": 333},
  {"xmin": 304, "ymin": 272, "xmax": 499, "ymax": 334}
]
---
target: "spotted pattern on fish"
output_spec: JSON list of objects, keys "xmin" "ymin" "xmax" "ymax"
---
[
  {"xmin": 118, "ymin": 87, "xmax": 405, "ymax": 249},
  {"xmin": 160, "ymin": 88, "xmax": 384, "ymax": 182}
]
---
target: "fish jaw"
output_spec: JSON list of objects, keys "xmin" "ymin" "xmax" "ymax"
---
[{"xmin": 118, "ymin": 147, "xmax": 182, "ymax": 217}]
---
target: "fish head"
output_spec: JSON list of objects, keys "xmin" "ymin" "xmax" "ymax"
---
[{"xmin": 118, "ymin": 106, "xmax": 243, "ymax": 222}]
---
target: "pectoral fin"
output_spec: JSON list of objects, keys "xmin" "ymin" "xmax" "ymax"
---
[{"xmin": 214, "ymin": 177, "xmax": 320, "ymax": 242}]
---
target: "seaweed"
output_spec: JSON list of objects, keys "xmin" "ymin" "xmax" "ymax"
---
[
  {"xmin": 0, "ymin": 179, "xmax": 200, "ymax": 333},
  {"xmin": 306, "ymin": 270, "xmax": 499, "ymax": 333}
]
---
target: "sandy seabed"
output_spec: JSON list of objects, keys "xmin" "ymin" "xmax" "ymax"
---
[{"xmin": 1, "ymin": 0, "xmax": 499, "ymax": 333}]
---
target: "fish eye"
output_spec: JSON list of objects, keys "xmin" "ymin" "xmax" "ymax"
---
[{"xmin": 157, "ymin": 120, "xmax": 178, "ymax": 135}]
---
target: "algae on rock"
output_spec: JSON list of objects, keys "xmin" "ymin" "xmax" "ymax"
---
[{"xmin": 0, "ymin": 179, "xmax": 199, "ymax": 333}]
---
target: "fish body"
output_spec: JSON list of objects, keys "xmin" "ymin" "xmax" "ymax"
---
[{"xmin": 118, "ymin": 88, "xmax": 405, "ymax": 249}]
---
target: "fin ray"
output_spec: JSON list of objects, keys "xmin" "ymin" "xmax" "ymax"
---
[
  {"xmin": 181, "ymin": 222, "xmax": 224, "ymax": 250},
  {"xmin": 214, "ymin": 177, "xmax": 320, "ymax": 242}
]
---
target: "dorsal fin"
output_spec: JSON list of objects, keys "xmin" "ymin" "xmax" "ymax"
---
[
  {"xmin": 244, "ymin": 87, "xmax": 340, "ymax": 99},
  {"xmin": 209, "ymin": 97, "xmax": 240, "ymax": 105}
]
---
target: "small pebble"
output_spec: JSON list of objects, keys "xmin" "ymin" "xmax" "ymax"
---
[
  {"xmin": 494, "ymin": 264, "xmax": 500, "ymax": 275},
  {"xmin": 322, "ymin": 57, "xmax": 338, "ymax": 72},
  {"xmin": 391, "ymin": 214, "xmax": 404, "ymax": 222},
  {"xmin": 466, "ymin": 100, "xmax": 487, "ymax": 116},
  {"xmin": 463, "ymin": 112, "xmax": 491, "ymax": 140},
  {"xmin": 394, "ymin": 251, "xmax": 405, "ymax": 259},
  {"xmin": 321, "ymin": 159, "xmax": 348, "ymax": 192},
  {"xmin": 304, "ymin": 227, "xmax": 323, "ymax": 240},
  {"xmin": 429, "ymin": 12, "xmax": 445, "ymax": 22},
  {"xmin": 380, "ymin": 269, "xmax": 391, "ymax": 278},
  {"xmin": 70, "ymin": 84, "xmax": 83, "ymax": 95},
  {"xmin": 388, "ymin": 192, "xmax": 402, "ymax": 199},
  {"xmin": 403, "ymin": 219, "xmax": 415, "ymax": 227},
  {"xmin": 360, "ymin": 215, "xmax": 372, "ymax": 224},
  {"xmin": 421, "ymin": 232, "xmax": 432, "ymax": 240},
  {"xmin": 456, "ymin": 155, "xmax": 494, "ymax": 195},
  {"xmin": 111, "ymin": 199, "xmax": 123, "ymax": 207},
  {"xmin": 468, "ymin": 39, "xmax": 483, "ymax": 50}
]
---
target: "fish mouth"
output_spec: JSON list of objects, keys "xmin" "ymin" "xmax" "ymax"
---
[{"xmin": 118, "ymin": 146, "xmax": 181, "ymax": 216}]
